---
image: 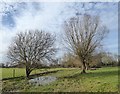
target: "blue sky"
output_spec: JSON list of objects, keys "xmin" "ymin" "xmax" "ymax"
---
[{"xmin": 0, "ymin": 2, "xmax": 118, "ymax": 63}]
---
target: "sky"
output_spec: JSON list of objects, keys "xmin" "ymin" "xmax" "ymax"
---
[{"xmin": 0, "ymin": 1, "xmax": 118, "ymax": 63}]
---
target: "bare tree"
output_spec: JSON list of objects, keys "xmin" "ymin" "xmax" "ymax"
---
[
  {"xmin": 7, "ymin": 30, "xmax": 56, "ymax": 77},
  {"xmin": 63, "ymin": 14, "xmax": 109, "ymax": 73}
]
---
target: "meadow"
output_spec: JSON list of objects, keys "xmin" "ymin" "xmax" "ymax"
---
[
  {"xmin": 1, "ymin": 68, "xmax": 59, "ymax": 79},
  {"xmin": 1, "ymin": 67, "xmax": 119, "ymax": 92}
]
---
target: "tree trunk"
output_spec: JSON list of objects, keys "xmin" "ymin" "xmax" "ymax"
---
[
  {"xmin": 81, "ymin": 61, "xmax": 86, "ymax": 74},
  {"xmin": 85, "ymin": 63, "xmax": 89, "ymax": 70},
  {"xmin": 26, "ymin": 66, "xmax": 31, "ymax": 78}
]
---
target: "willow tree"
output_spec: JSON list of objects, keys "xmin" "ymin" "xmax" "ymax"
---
[
  {"xmin": 7, "ymin": 30, "xmax": 56, "ymax": 77},
  {"xmin": 63, "ymin": 14, "xmax": 109, "ymax": 73}
]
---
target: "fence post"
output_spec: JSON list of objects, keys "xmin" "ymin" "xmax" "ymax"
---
[
  {"xmin": 35, "ymin": 69, "xmax": 36, "ymax": 74},
  {"xmin": 13, "ymin": 69, "xmax": 15, "ymax": 78}
]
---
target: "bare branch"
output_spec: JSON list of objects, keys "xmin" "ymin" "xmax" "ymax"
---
[
  {"xmin": 7, "ymin": 30, "xmax": 56, "ymax": 77},
  {"xmin": 63, "ymin": 14, "xmax": 109, "ymax": 73}
]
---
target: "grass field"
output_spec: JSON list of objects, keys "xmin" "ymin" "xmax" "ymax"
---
[
  {"xmin": 1, "ymin": 67, "xmax": 119, "ymax": 92},
  {"xmin": 1, "ymin": 68, "xmax": 59, "ymax": 79}
]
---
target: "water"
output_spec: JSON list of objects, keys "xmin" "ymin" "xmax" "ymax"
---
[{"xmin": 29, "ymin": 76, "xmax": 57, "ymax": 86}]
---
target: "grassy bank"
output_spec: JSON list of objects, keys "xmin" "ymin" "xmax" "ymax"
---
[{"xmin": 2, "ymin": 67, "xmax": 119, "ymax": 92}]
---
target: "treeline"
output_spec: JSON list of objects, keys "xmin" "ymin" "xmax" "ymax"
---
[
  {"xmin": 49, "ymin": 52, "xmax": 119, "ymax": 69},
  {"xmin": 1, "ymin": 52, "xmax": 118, "ymax": 69}
]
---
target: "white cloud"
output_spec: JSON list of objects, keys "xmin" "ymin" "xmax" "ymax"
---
[
  {"xmin": 1, "ymin": 0, "xmax": 119, "ymax": 2},
  {"xmin": 13, "ymin": 3, "xmax": 67, "ymax": 32},
  {"xmin": 0, "ymin": 2, "xmax": 118, "ymax": 63},
  {"xmin": 0, "ymin": 2, "xmax": 69, "ymax": 62}
]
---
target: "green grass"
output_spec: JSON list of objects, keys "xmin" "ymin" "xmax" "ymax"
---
[
  {"xmin": 2, "ymin": 67, "xmax": 119, "ymax": 92},
  {"xmin": 1, "ymin": 68, "xmax": 26, "ymax": 79},
  {"xmin": 1, "ymin": 68, "xmax": 62, "ymax": 79}
]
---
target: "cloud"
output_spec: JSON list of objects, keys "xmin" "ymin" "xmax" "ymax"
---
[
  {"xmin": 0, "ymin": 2, "xmax": 70, "ymax": 62},
  {"xmin": 0, "ymin": 2, "xmax": 118, "ymax": 63}
]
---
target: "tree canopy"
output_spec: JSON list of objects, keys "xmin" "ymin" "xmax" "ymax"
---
[{"xmin": 7, "ymin": 30, "xmax": 56, "ymax": 77}]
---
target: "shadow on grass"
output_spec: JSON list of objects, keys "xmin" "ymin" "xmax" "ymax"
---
[
  {"xmin": 60, "ymin": 69, "xmax": 118, "ymax": 79},
  {"xmin": 86, "ymin": 70, "xmax": 118, "ymax": 77},
  {"xmin": 2, "ymin": 70, "xmax": 59, "ymax": 81}
]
